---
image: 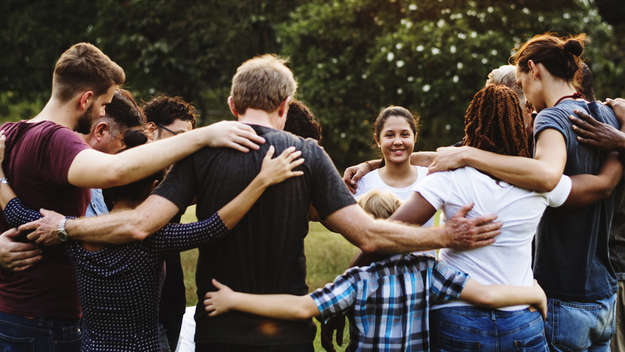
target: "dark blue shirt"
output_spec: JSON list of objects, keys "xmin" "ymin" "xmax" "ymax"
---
[{"xmin": 533, "ymin": 99, "xmax": 618, "ymax": 300}]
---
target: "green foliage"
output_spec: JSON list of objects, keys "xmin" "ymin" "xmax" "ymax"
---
[
  {"xmin": 279, "ymin": 0, "xmax": 623, "ymax": 167},
  {"xmin": 0, "ymin": 0, "xmax": 622, "ymax": 168}
]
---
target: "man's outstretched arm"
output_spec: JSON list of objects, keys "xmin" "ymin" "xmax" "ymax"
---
[
  {"xmin": 324, "ymin": 202, "xmax": 501, "ymax": 254},
  {"xmin": 19, "ymin": 195, "xmax": 179, "ymax": 244}
]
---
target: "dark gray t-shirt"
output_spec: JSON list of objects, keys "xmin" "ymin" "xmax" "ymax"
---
[
  {"xmin": 533, "ymin": 100, "xmax": 618, "ymax": 300},
  {"xmin": 153, "ymin": 124, "xmax": 356, "ymax": 345},
  {"xmin": 609, "ymin": 181, "xmax": 625, "ymax": 280}
]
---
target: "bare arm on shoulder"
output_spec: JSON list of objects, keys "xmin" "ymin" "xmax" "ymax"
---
[
  {"xmin": 67, "ymin": 121, "xmax": 265, "ymax": 189},
  {"xmin": 429, "ymin": 129, "xmax": 567, "ymax": 192}
]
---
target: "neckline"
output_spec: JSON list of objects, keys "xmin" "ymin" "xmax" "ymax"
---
[{"xmin": 553, "ymin": 92, "xmax": 583, "ymax": 107}]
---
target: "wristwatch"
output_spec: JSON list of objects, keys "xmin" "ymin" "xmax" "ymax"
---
[
  {"xmin": 57, "ymin": 218, "xmax": 69, "ymax": 242},
  {"xmin": 0, "ymin": 177, "xmax": 8, "ymax": 184}
]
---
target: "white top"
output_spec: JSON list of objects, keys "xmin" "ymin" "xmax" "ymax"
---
[
  {"xmin": 415, "ymin": 166, "xmax": 572, "ymax": 311},
  {"xmin": 355, "ymin": 165, "xmax": 436, "ymax": 257}
]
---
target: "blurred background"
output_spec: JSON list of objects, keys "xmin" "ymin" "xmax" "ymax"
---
[{"xmin": 1, "ymin": 0, "xmax": 624, "ymax": 170}]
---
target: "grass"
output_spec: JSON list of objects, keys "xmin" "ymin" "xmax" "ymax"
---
[{"xmin": 180, "ymin": 206, "xmax": 359, "ymax": 351}]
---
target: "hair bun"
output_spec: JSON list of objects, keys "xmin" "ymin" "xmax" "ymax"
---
[{"xmin": 563, "ymin": 39, "xmax": 583, "ymax": 57}]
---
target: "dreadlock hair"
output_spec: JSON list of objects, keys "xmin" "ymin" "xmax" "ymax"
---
[{"xmin": 463, "ymin": 85, "xmax": 530, "ymax": 158}]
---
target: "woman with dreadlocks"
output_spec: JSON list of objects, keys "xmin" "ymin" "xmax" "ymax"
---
[{"xmin": 424, "ymin": 32, "xmax": 623, "ymax": 350}]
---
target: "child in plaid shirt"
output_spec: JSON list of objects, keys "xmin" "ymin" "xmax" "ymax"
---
[{"xmin": 203, "ymin": 190, "xmax": 547, "ymax": 352}]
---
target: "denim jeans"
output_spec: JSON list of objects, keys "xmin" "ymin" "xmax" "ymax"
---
[
  {"xmin": 431, "ymin": 306, "xmax": 548, "ymax": 351},
  {"xmin": 0, "ymin": 311, "xmax": 81, "ymax": 352},
  {"xmin": 545, "ymin": 295, "xmax": 616, "ymax": 352}
]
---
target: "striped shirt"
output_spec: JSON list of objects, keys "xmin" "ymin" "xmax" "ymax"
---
[{"xmin": 310, "ymin": 253, "xmax": 468, "ymax": 352}]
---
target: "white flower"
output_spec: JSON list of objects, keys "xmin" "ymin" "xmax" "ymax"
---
[
  {"xmin": 422, "ymin": 84, "xmax": 431, "ymax": 92},
  {"xmin": 432, "ymin": 47, "xmax": 440, "ymax": 55},
  {"xmin": 397, "ymin": 88, "xmax": 403, "ymax": 95},
  {"xmin": 458, "ymin": 32, "xmax": 466, "ymax": 39},
  {"xmin": 481, "ymin": 57, "xmax": 488, "ymax": 64},
  {"xmin": 407, "ymin": 76, "xmax": 414, "ymax": 82},
  {"xmin": 470, "ymin": 31, "xmax": 477, "ymax": 38},
  {"xmin": 563, "ymin": 12, "xmax": 570, "ymax": 19},
  {"xmin": 340, "ymin": 132, "xmax": 346, "ymax": 138},
  {"xmin": 332, "ymin": 58, "xmax": 338, "ymax": 64},
  {"xmin": 387, "ymin": 52, "xmax": 395, "ymax": 61},
  {"xmin": 452, "ymin": 75, "xmax": 459, "ymax": 83},
  {"xmin": 408, "ymin": 3, "xmax": 417, "ymax": 11},
  {"xmin": 396, "ymin": 43, "xmax": 403, "ymax": 50},
  {"xmin": 416, "ymin": 45, "xmax": 424, "ymax": 52},
  {"xmin": 450, "ymin": 45, "xmax": 456, "ymax": 54},
  {"xmin": 445, "ymin": 124, "xmax": 451, "ymax": 131},
  {"xmin": 490, "ymin": 49, "xmax": 498, "ymax": 56},
  {"xmin": 437, "ymin": 19, "xmax": 445, "ymax": 28},
  {"xmin": 317, "ymin": 63, "xmax": 324, "ymax": 69},
  {"xmin": 362, "ymin": 73, "xmax": 368, "ymax": 79},
  {"xmin": 396, "ymin": 60, "xmax": 405, "ymax": 68},
  {"xmin": 457, "ymin": 62, "xmax": 464, "ymax": 69},
  {"xmin": 522, "ymin": 7, "xmax": 530, "ymax": 15},
  {"xmin": 487, "ymin": 6, "xmax": 494, "ymax": 13}
]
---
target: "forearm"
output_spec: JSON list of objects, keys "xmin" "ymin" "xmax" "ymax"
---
[
  {"xmin": 153, "ymin": 213, "xmax": 228, "ymax": 252},
  {"xmin": 463, "ymin": 147, "xmax": 561, "ymax": 192},
  {"xmin": 65, "ymin": 195, "xmax": 177, "ymax": 244},
  {"xmin": 362, "ymin": 219, "xmax": 445, "ymax": 254},
  {"xmin": 410, "ymin": 151, "xmax": 436, "ymax": 166},
  {"xmin": 217, "ymin": 174, "xmax": 270, "ymax": 230},
  {"xmin": 567, "ymin": 152, "xmax": 623, "ymax": 207},
  {"xmin": 228, "ymin": 292, "xmax": 319, "ymax": 320},
  {"xmin": 461, "ymin": 280, "xmax": 541, "ymax": 309},
  {"xmin": 106, "ymin": 130, "xmax": 206, "ymax": 188}
]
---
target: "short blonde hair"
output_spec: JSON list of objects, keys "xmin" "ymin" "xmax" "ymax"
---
[
  {"xmin": 357, "ymin": 190, "xmax": 402, "ymax": 219},
  {"xmin": 230, "ymin": 54, "xmax": 297, "ymax": 115}
]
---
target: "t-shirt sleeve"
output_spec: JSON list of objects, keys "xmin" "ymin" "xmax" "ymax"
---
[
  {"xmin": 46, "ymin": 127, "xmax": 90, "ymax": 185},
  {"xmin": 545, "ymin": 175, "xmax": 572, "ymax": 207},
  {"xmin": 152, "ymin": 155, "xmax": 197, "ymax": 212},
  {"xmin": 533, "ymin": 108, "xmax": 571, "ymax": 145},
  {"xmin": 413, "ymin": 173, "xmax": 449, "ymax": 210},
  {"xmin": 309, "ymin": 267, "xmax": 360, "ymax": 320},
  {"xmin": 429, "ymin": 261, "xmax": 469, "ymax": 305},
  {"xmin": 309, "ymin": 144, "xmax": 357, "ymax": 219}
]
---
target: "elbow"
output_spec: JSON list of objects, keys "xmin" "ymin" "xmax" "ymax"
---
[
  {"xmin": 293, "ymin": 303, "xmax": 316, "ymax": 320},
  {"xmin": 357, "ymin": 226, "xmax": 380, "ymax": 254},
  {"xmin": 534, "ymin": 171, "xmax": 561, "ymax": 193}
]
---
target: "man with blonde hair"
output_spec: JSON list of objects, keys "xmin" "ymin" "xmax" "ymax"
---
[{"xmin": 39, "ymin": 54, "xmax": 502, "ymax": 351}]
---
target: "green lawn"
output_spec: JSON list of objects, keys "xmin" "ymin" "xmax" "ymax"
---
[{"xmin": 180, "ymin": 206, "xmax": 359, "ymax": 351}]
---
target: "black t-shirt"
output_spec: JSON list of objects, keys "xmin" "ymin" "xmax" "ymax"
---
[
  {"xmin": 533, "ymin": 100, "xmax": 618, "ymax": 300},
  {"xmin": 153, "ymin": 124, "xmax": 356, "ymax": 345}
]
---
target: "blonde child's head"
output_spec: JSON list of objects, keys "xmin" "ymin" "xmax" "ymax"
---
[{"xmin": 357, "ymin": 190, "xmax": 402, "ymax": 220}]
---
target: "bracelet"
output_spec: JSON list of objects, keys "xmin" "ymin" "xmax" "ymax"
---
[{"xmin": 0, "ymin": 177, "xmax": 8, "ymax": 184}]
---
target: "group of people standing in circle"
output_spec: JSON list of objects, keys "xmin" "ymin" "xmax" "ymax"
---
[{"xmin": 0, "ymin": 28, "xmax": 624, "ymax": 352}]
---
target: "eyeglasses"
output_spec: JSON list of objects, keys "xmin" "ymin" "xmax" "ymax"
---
[{"xmin": 157, "ymin": 123, "xmax": 182, "ymax": 136}]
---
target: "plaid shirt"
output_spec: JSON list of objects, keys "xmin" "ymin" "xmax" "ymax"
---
[{"xmin": 310, "ymin": 253, "xmax": 468, "ymax": 352}]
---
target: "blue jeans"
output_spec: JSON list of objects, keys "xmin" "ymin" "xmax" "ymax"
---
[
  {"xmin": 545, "ymin": 295, "xmax": 616, "ymax": 352},
  {"xmin": 431, "ymin": 306, "xmax": 548, "ymax": 351},
  {"xmin": 0, "ymin": 311, "xmax": 81, "ymax": 352}
]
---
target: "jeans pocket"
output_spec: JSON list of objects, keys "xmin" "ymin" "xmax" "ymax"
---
[
  {"xmin": 513, "ymin": 334, "xmax": 548, "ymax": 352},
  {"xmin": 0, "ymin": 331, "xmax": 35, "ymax": 352},
  {"xmin": 438, "ymin": 333, "xmax": 481, "ymax": 352},
  {"xmin": 51, "ymin": 326, "xmax": 81, "ymax": 352}
]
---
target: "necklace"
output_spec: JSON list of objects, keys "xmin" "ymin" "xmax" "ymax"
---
[{"xmin": 553, "ymin": 92, "xmax": 583, "ymax": 106}]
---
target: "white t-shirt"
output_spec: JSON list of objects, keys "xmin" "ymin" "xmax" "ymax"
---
[
  {"xmin": 415, "ymin": 166, "xmax": 572, "ymax": 311},
  {"xmin": 354, "ymin": 165, "xmax": 436, "ymax": 257}
]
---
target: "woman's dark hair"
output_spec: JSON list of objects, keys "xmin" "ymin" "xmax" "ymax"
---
[
  {"xmin": 373, "ymin": 106, "xmax": 419, "ymax": 142},
  {"xmin": 284, "ymin": 99, "xmax": 322, "ymax": 143},
  {"xmin": 463, "ymin": 85, "xmax": 530, "ymax": 158},
  {"xmin": 105, "ymin": 89, "xmax": 146, "ymax": 128},
  {"xmin": 511, "ymin": 32, "xmax": 586, "ymax": 83},
  {"xmin": 102, "ymin": 132, "xmax": 165, "ymax": 211}
]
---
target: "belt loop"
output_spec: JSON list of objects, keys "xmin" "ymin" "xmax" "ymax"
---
[{"xmin": 490, "ymin": 310, "xmax": 496, "ymax": 321}]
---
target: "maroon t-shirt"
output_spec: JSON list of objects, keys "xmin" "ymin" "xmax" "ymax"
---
[{"xmin": 0, "ymin": 120, "xmax": 89, "ymax": 319}]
